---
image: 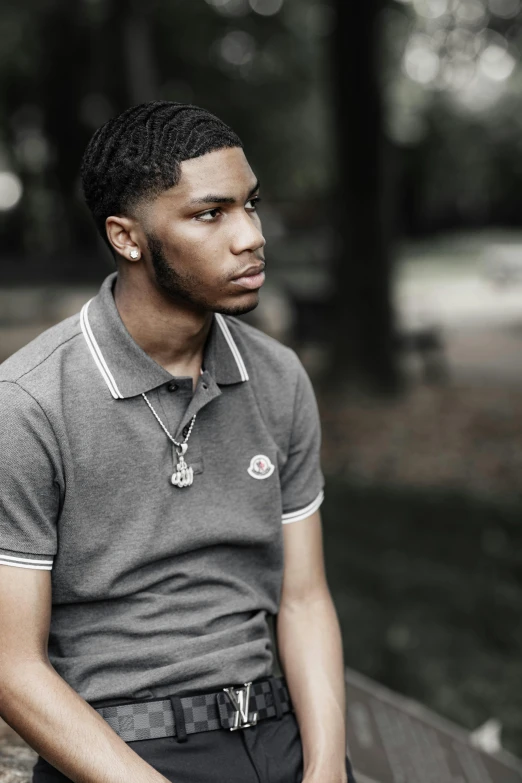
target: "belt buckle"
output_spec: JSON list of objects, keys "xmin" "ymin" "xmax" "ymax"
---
[{"xmin": 222, "ymin": 681, "xmax": 258, "ymax": 731}]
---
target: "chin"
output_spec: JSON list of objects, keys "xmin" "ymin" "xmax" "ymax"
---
[{"xmin": 213, "ymin": 292, "xmax": 260, "ymax": 317}]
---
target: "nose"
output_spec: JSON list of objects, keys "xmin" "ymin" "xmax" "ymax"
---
[{"xmin": 230, "ymin": 210, "xmax": 266, "ymax": 257}]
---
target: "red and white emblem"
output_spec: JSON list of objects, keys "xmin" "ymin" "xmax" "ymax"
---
[{"xmin": 248, "ymin": 454, "xmax": 275, "ymax": 480}]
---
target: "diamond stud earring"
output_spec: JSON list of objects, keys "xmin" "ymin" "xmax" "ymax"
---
[{"xmin": 130, "ymin": 249, "xmax": 140, "ymax": 260}]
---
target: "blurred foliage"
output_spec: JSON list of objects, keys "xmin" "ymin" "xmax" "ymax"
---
[
  {"xmin": 0, "ymin": 0, "xmax": 335, "ymax": 270},
  {"xmin": 0, "ymin": 0, "xmax": 522, "ymax": 270},
  {"xmin": 383, "ymin": 0, "xmax": 522, "ymax": 232},
  {"xmin": 322, "ymin": 480, "xmax": 522, "ymax": 756}
]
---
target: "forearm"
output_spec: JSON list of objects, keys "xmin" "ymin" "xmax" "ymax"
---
[
  {"xmin": 277, "ymin": 589, "xmax": 347, "ymax": 782},
  {"xmin": 0, "ymin": 659, "xmax": 170, "ymax": 783}
]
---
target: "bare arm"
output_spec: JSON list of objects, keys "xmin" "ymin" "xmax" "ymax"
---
[
  {"xmin": 0, "ymin": 565, "xmax": 171, "ymax": 783},
  {"xmin": 276, "ymin": 510, "xmax": 347, "ymax": 783}
]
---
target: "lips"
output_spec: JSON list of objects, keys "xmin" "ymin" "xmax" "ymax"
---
[{"xmin": 231, "ymin": 263, "xmax": 266, "ymax": 291}]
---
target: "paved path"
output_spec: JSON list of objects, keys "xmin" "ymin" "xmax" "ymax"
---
[{"xmin": 396, "ymin": 259, "xmax": 522, "ymax": 383}]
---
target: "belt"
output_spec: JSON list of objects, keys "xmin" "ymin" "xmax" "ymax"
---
[{"xmin": 94, "ymin": 677, "xmax": 292, "ymax": 742}]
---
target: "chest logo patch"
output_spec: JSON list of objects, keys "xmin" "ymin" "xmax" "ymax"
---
[{"xmin": 248, "ymin": 454, "xmax": 275, "ymax": 480}]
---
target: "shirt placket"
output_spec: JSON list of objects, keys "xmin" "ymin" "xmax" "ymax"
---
[{"xmin": 158, "ymin": 371, "xmax": 221, "ymax": 478}]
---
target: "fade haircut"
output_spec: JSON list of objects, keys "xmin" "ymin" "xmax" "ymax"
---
[{"xmin": 81, "ymin": 101, "xmax": 243, "ymax": 244}]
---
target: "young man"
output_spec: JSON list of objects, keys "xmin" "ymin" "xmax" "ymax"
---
[{"xmin": 0, "ymin": 102, "xmax": 355, "ymax": 783}]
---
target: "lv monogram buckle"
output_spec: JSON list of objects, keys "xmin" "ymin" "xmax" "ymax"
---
[{"xmin": 222, "ymin": 681, "xmax": 258, "ymax": 730}]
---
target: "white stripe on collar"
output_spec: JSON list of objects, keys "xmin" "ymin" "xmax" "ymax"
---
[
  {"xmin": 80, "ymin": 301, "xmax": 249, "ymax": 397},
  {"xmin": 215, "ymin": 314, "xmax": 249, "ymax": 382},
  {"xmin": 80, "ymin": 300, "xmax": 123, "ymax": 399}
]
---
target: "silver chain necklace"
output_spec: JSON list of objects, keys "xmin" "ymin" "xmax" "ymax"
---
[{"xmin": 141, "ymin": 392, "xmax": 196, "ymax": 488}]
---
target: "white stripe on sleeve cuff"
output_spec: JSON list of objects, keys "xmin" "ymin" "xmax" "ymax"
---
[
  {"xmin": 0, "ymin": 553, "xmax": 53, "ymax": 570},
  {"xmin": 281, "ymin": 490, "xmax": 324, "ymax": 524}
]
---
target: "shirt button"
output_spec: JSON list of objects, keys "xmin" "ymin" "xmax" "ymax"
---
[{"xmin": 167, "ymin": 382, "xmax": 179, "ymax": 392}]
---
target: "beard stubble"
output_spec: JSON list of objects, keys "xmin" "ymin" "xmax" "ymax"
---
[{"xmin": 146, "ymin": 232, "xmax": 261, "ymax": 317}]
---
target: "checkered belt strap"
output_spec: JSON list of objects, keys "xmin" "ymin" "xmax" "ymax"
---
[{"xmin": 94, "ymin": 677, "xmax": 292, "ymax": 742}]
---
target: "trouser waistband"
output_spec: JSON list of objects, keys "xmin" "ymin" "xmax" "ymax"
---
[{"xmin": 94, "ymin": 676, "xmax": 292, "ymax": 742}]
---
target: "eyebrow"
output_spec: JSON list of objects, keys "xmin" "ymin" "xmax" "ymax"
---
[{"xmin": 189, "ymin": 179, "xmax": 260, "ymax": 206}]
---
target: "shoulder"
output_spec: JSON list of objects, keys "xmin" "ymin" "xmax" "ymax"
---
[
  {"xmin": 0, "ymin": 313, "xmax": 82, "ymax": 385},
  {"xmin": 223, "ymin": 316, "xmax": 303, "ymax": 389}
]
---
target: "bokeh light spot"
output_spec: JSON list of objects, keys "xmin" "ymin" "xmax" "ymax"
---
[
  {"xmin": 413, "ymin": 0, "xmax": 448, "ymax": 19},
  {"xmin": 488, "ymin": 0, "xmax": 521, "ymax": 17},
  {"xmin": 480, "ymin": 44, "xmax": 516, "ymax": 80},
  {"xmin": 441, "ymin": 59, "xmax": 477, "ymax": 90},
  {"xmin": 249, "ymin": 0, "xmax": 284, "ymax": 16},
  {"xmin": 404, "ymin": 36, "xmax": 440, "ymax": 84},
  {"xmin": 446, "ymin": 28, "xmax": 482, "ymax": 59},
  {"xmin": 0, "ymin": 172, "xmax": 23, "ymax": 211},
  {"xmin": 219, "ymin": 30, "xmax": 256, "ymax": 65},
  {"xmin": 205, "ymin": 0, "xmax": 249, "ymax": 16},
  {"xmin": 455, "ymin": 0, "xmax": 488, "ymax": 24}
]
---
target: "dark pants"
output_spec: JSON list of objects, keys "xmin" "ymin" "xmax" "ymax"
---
[{"xmin": 32, "ymin": 712, "xmax": 356, "ymax": 782}]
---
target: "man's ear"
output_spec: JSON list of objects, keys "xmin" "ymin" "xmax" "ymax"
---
[{"xmin": 105, "ymin": 215, "xmax": 142, "ymax": 262}]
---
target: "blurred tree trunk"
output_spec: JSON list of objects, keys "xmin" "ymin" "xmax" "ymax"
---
[
  {"xmin": 37, "ymin": 0, "xmax": 159, "ymax": 273},
  {"xmin": 94, "ymin": 0, "xmax": 159, "ymax": 113},
  {"xmin": 40, "ymin": 0, "xmax": 94, "ymax": 254},
  {"xmin": 329, "ymin": 0, "xmax": 398, "ymax": 393},
  {"xmin": 124, "ymin": 0, "xmax": 159, "ymax": 104},
  {"xmin": 94, "ymin": 0, "xmax": 132, "ymax": 114}
]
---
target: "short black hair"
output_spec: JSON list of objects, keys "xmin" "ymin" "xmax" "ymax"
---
[{"xmin": 81, "ymin": 101, "xmax": 243, "ymax": 243}]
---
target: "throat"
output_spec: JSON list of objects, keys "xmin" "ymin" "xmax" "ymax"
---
[
  {"xmin": 163, "ymin": 358, "xmax": 203, "ymax": 390},
  {"xmin": 113, "ymin": 275, "xmax": 212, "ymax": 386}
]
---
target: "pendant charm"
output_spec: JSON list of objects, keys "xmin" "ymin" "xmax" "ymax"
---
[{"xmin": 171, "ymin": 444, "xmax": 193, "ymax": 488}]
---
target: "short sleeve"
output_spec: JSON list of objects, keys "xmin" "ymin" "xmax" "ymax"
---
[
  {"xmin": 280, "ymin": 359, "xmax": 325, "ymax": 524},
  {"xmin": 0, "ymin": 382, "xmax": 62, "ymax": 570}
]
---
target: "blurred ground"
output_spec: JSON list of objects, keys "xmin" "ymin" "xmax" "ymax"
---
[
  {"xmin": 319, "ymin": 231, "xmax": 522, "ymax": 501},
  {"xmin": 321, "ymin": 383, "xmax": 522, "ymax": 500},
  {"xmin": 0, "ymin": 719, "xmax": 35, "ymax": 782},
  {"xmin": 398, "ymin": 231, "xmax": 522, "ymax": 385},
  {"xmin": 321, "ymin": 482, "xmax": 522, "ymax": 761},
  {"xmin": 315, "ymin": 231, "xmax": 522, "ymax": 758}
]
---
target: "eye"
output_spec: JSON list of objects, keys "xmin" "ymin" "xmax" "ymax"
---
[
  {"xmin": 195, "ymin": 208, "xmax": 221, "ymax": 222},
  {"xmin": 246, "ymin": 196, "xmax": 261, "ymax": 211}
]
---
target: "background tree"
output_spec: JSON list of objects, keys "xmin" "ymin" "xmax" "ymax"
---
[{"xmin": 330, "ymin": 0, "xmax": 398, "ymax": 392}]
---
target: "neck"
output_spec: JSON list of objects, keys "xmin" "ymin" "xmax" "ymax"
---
[{"xmin": 113, "ymin": 270, "xmax": 212, "ymax": 385}]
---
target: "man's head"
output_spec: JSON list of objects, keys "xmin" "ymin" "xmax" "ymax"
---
[{"xmin": 81, "ymin": 101, "xmax": 265, "ymax": 316}]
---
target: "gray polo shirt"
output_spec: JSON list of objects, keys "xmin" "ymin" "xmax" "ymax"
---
[{"xmin": 0, "ymin": 272, "xmax": 324, "ymax": 704}]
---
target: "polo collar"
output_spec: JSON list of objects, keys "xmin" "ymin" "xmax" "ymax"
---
[{"xmin": 80, "ymin": 272, "xmax": 249, "ymax": 399}]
